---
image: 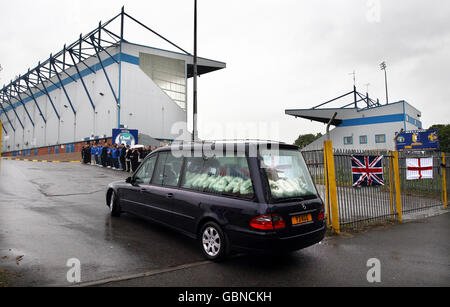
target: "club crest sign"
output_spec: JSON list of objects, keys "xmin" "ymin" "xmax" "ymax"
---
[
  {"xmin": 112, "ymin": 129, "xmax": 138, "ymax": 146},
  {"xmin": 395, "ymin": 129, "xmax": 439, "ymax": 152}
]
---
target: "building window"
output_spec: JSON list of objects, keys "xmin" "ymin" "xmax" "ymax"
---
[
  {"xmin": 375, "ymin": 134, "xmax": 386, "ymax": 143},
  {"xmin": 344, "ymin": 136, "xmax": 353, "ymax": 145},
  {"xmin": 139, "ymin": 53, "xmax": 187, "ymax": 110},
  {"xmin": 359, "ymin": 135, "xmax": 368, "ymax": 144}
]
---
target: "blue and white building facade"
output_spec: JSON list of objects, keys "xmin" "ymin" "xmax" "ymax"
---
[
  {"xmin": 286, "ymin": 100, "xmax": 422, "ymax": 151},
  {"xmin": 0, "ymin": 11, "xmax": 225, "ymax": 154}
]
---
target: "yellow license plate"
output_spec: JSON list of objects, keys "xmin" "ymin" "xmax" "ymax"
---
[{"xmin": 291, "ymin": 213, "xmax": 312, "ymax": 225}]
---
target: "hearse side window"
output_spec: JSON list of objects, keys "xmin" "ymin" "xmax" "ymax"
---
[
  {"xmin": 259, "ymin": 149, "xmax": 317, "ymax": 200},
  {"xmin": 151, "ymin": 152, "xmax": 183, "ymax": 187},
  {"xmin": 134, "ymin": 155, "xmax": 157, "ymax": 184},
  {"xmin": 180, "ymin": 155, "xmax": 254, "ymax": 199}
]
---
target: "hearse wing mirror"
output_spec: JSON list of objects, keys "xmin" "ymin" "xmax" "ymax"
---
[{"xmin": 126, "ymin": 177, "xmax": 133, "ymax": 184}]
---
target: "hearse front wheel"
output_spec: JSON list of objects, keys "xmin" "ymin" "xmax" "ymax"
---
[
  {"xmin": 109, "ymin": 190, "xmax": 121, "ymax": 217},
  {"xmin": 199, "ymin": 222, "xmax": 229, "ymax": 261}
]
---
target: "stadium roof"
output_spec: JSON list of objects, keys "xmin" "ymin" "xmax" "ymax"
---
[
  {"xmin": 285, "ymin": 86, "xmax": 385, "ymax": 125},
  {"xmin": 0, "ymin": 7, "xmax": 225, "ymax": 133}
]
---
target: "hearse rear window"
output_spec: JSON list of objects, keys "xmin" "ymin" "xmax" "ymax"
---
[
  {"xmin": 259, "ymin": 148, "xmax": 317, "ymax": 200},
  {"xmin": 180, "ymin": 156, "xmax": 254, "ymax": 199}
]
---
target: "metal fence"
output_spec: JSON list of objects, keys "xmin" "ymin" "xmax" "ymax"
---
[
  {"xmin": 332, "ymin": 149, "xmax": 394, "ymax": 228},
  {"xmin": 303, "ymin": 148, "xmax": 448, "ymax": 230},
  {"xmin": 398, "ymin": 151, "xmax": 448, "ymax": 214}
]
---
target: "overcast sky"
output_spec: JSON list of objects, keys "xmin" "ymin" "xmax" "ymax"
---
[{"xmin": 1, "ymin": 0, "xmax": 449, "ymax": 143}]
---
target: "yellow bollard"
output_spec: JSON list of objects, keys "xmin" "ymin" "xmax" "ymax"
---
[
  {"xmin": 323, "ymin": 141, "xmax": 331, "ymax": 227},
  {"xmin": 442, "ymin": 153, "xmax": 447, "ymax": 209},
  {"xmin": 392, "ymin": 151, "xmax": 402, "ymax": 222},
  {"xmin": 324, "ymin": 140, "xmax": 340, "ymax": 234},
  {"xmin": 388, "ymin": 152, "xmax": 395, "ymax": 220}
]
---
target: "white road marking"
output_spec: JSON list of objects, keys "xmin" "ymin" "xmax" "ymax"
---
[{"xmin": 69, "ymin": 260, "xmax": 212, "ymax": 287}]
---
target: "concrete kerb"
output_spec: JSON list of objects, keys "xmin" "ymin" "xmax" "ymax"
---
[{"xmin": 2, "ymin": 157, "xmax": 81, "ymax": 163}]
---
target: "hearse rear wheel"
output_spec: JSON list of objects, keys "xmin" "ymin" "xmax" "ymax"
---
[{"xmin": 199, "ymin": 222, "xmax": 229, "ymax": 262}]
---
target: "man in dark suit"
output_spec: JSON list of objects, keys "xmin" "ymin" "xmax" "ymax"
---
[
  {"xmin": 101, "ymin": 143, "xmax": 108, "ymax": 167},
  {"xmin": 81, "ymin": 145, "xmax": 86, "ymax": 163},
  {"xmin": 125, "ymin": 145, "xmax": 132, "ymax": 172},
  {"xmin": 119, "ymin": 144, "xmax": 126, "ymax": 171},
  {"xmin": 82, "ymin": 143, "xmax": 91, "ymax": 164},
  {"xmin": 130, "ymin": 148, "xmax": 139, "ymax": 172}
]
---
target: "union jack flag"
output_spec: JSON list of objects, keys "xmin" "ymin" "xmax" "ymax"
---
[{"xmin": 351, "ymin": 155, "xmax": 385, "ymax": 187}]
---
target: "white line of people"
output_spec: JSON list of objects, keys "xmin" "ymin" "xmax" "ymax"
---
[{"xmin": 81, "ymin": 142, "xmax": 158, "ymax": 172}]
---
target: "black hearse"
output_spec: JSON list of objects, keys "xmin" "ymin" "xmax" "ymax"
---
[{"xmin": 106, "ymin": 141, "xmax": 326, "ymax": 261}]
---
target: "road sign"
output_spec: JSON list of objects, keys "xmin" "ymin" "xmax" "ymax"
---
[{"xmin": 395, "ymin": 129, "xmax": 439, "ymax": 152}]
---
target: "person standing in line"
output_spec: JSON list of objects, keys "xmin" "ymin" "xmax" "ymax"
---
[
  {"xmin": 141, "ymin": 147, "xmax": 147, "ymax": 160},
  {"xmin": 142, "ymin": 147, "xmax": 146, "ymax": 158},
  {"xmin": 84, "ymin": 143, "xmax": 92, "ymax": 164},
  {"xmin": 130, "ymin": 148, "xmax": 139, "ymax": 172},
  {"xmin": 119, "ymin": 144, "xmax": 126, "ymax": 171},
  {"xmin": 101, "ymin": 143, "xmax": 108, "ymax": 167},
  {"xmin": 117, "ymin": 145, "xmax": 122, "ymax": 170},
  {"xmin": 95, "ymin": 143, "xmax": 101, "ymax": 165},
  {"xmin": 87, "ymin": 143, "xmax": 92, "ymax": 164},
  {"xmin": 93, "ymin": 143, "xmax": 98, "ymax": 165},
  {"xmin": 111, "ymin": 144, "xmax": 116, "ymax": 168},
  {"xmin": 109, "ymin": 144, "xmax": 114, "ymax": 168},
  {"xmin": 112, "ymin": 144, "xmax": 120, "ymax": 170},
  {"xmin": 81, "ymin": 145, "xmax": 86, "ymax": 164},
  {"xmin": 106, "ymin": 144, "xmax": 112, "ymax": 168},
  {"xmin": 90, "ymin": 144, "xmax": 96, "ymax": 165},
  {"xmin": 97, "ymin": 142, "xmax": 103, "ymax": 166},
  {"xmin": 125, "ymin": 145, "xmax": 132, "ymax": 172},
  {"xmin": 110, "ymin": 144, "xmax": 115, "ymax": 169}
]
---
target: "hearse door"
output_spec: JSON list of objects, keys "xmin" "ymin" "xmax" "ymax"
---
[
  {"xmin": 143, "ymin": 152, "xmax": 187, "ymax": 227},
  {"xmin": 121, "ymin": 155, "xmax": 157, "ymax": 217},
  {"xmin": 120, "ymin": 182, "xmax": 147, "ymax": 216}
]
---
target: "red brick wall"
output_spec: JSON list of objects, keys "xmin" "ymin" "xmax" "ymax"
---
[
  {"xmin": 2, "ymin": 138, "xmax": 114, "ymax": 158},
  {"xmin": 37, "ymin": 147, "xmax": 48, "ymax": 156}
]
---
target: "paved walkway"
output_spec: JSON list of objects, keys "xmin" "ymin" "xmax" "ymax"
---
[{"xmin": 2, "ymin": 152, "xmax": 81, "ymax": 162}]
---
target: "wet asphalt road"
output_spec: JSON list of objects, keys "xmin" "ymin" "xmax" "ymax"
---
[
  {"xmin": 0, "ymin": 159, "xmax": 205, "ymax": 286},
  {"xmin": 0, "ymin": 159, "xmax": 449, "ymax": 287}
]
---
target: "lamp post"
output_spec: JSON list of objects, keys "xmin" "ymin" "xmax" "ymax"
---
[
  {"xmin": 192, "ymin": 0, "xmax": 198, "ymax": 142},
  {"xmin": 380, "ymin": 61, "xmax": 389, "ymax": 104}
]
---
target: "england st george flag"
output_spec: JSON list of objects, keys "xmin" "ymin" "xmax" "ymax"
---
[
  {"xmin": 351, "ymin": 155, "xmax": 385, "ymax": 187},
  {"xmin": 406, "ymin": 157, "xmax": 433, "ymax": 180}
]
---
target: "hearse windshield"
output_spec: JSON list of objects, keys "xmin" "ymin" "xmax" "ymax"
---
[{"xmin": 259, "ymin": 148, "xmax": 318, "ymax": 201}]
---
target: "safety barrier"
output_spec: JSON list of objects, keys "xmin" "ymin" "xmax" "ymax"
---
[{"xmin": 303, "ymin": 141, "xmax": 448, "ymax": 233}]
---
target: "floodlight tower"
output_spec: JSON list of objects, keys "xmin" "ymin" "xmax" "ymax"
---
[{"xmin": 380, "ymin": 61, "xmax": 389, "ymax": 104}]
